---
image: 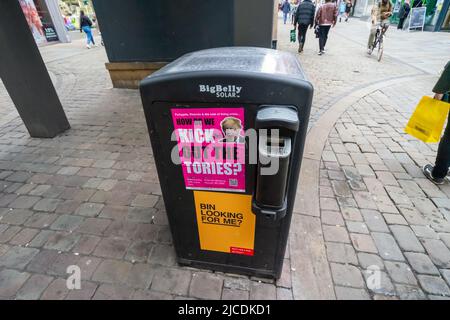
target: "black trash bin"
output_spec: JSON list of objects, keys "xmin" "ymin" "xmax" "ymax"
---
[{"xmin": 139, "ymin": 47, "xmax": 313, "ymax": 279}]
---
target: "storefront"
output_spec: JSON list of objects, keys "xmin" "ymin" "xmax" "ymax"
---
[
  {"xmin": 354, "ymin": 0, "xmax": 449, "ymax": 31},
  {"xmin": 19, "ymin": 0, "xmax": 70, "ymax": 45},
  {"xmin": 416, "ymin": 0, "xmax": 450, "ymax": 31},
  {"xmin": 353, "ymin": 0, "xmax": 375, "ymax": 17},
  {"xmin": 392, "ymin": 0, "xmax": 449, "ymax": 31},
  {"xmin": 59, "ymin": 0, "xmax": 96, "ymax": 30},
  {"xmin": 432, "ymin": 0, "xmax": 450, "ymax": 31}
]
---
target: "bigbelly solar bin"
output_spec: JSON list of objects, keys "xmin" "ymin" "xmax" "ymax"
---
[{"xmin": 139, "ymin": 47, "xmax": 313, "ymax": 278}]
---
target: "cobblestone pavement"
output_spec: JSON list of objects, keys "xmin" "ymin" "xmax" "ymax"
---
[
  {"xmin": 0, "ymin": 16, "xmax": 449, "ymax": 299},
  {"xmin": 278, "ymin": 16, "xmax": 450, "ymax": 300},
  {"xmin": 320, "ymin": 76, "xmax": 450, "ymax": 300}
]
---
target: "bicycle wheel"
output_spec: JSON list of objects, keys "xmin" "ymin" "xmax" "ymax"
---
[{"xmin": 377, "ymin": 38, "xmax": 384, "ymax": 62}]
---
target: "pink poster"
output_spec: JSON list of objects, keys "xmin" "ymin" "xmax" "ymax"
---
[
  {"xmin": 19, "ymin": 0, "xmax": 47, "ymax": 44},
  {"xmin": 171, "ymin": 108, "xmax": 246, "ymax": 192}
]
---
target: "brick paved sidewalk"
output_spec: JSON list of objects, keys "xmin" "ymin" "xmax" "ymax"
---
[
  {"xmin": 320, "ymin": 77, "xmax": 450, "ymax": 299},
  {"xmin": 0, "ymin": 18, "xmax": 449, "ymax": 300}
]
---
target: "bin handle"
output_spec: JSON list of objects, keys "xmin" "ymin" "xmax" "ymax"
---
[{"xmin": 252, "ymin": 199, "xmax": 287, "ymax": 221}]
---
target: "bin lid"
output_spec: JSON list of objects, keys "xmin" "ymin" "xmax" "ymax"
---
[{"xmin": 151, "ymin": 47, "xmax": 307, "ymax": 80}]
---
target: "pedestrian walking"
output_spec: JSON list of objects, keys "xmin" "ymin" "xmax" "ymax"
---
[
  {"xmin": 397, "ymin": 0, "xmax": 411, "ymax": 30},
  {"xmin": 344, "ymin": 0, "xmax": 353, "ymax": 22},
  {"xmin": 281, "ymin": 0, "xmax": 291, "ymax": 24},
  {"xmin": 80, "ymin": 10, "xmax": 95, "ymax": 49},
  {"xmin": 315, "ymin": 0, "xmax": 338, "ymax": 55},
  {"xmin": 338, "ymin": 0, "xmax": 346, "ymax": 22},
  {"xmin": 422, "ymin": 61, "xmax": 450, "ymax": 184},
  {"xmin": 294, "ymin": 0, "xmax": 316, "ymax": 53}
]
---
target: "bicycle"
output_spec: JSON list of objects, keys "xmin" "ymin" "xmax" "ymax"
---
[{"xmin": 368, "ymin": 22, "xmax": 388, "ymax": 62}]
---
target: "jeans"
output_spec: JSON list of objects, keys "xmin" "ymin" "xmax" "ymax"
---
[
  {"xmin": 318, "ymin": 25, "xmax": 331, "ymax": 52},
  {"xmin": 433, "ymin": 111, "xmax": 450, "ymax": 179},
  {"xmin": 82, "ymin": 26, "xmax": 95, "ymax": 45},
  {"xmin": 283, "ymin": 12, "xmax": 288, "ymax": 24},
  {"xmin": 298, "ymin": 24, "xmax": 309, "ymax": 46}
]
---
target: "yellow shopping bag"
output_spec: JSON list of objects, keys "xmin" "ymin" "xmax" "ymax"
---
[{"xmin": 404, "ymin": 96, "xmax": 450, "ymax": 143}]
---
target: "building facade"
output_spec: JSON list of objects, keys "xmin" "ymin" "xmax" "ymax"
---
[
  {"xmin": 428, "ymin": 0, "xmax": 450, "ymax": 31},
  {"xmin": 19, "ymin": 0, "xmax": 70, "ymax": 45},
  {"xmin": 352, "ymin": 0, "xmax": 449, "ymax": 31}
]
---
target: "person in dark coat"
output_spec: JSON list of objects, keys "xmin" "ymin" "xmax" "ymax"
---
[
  {"xmin": 294, "ymin": 0, "xmax": 316, "ymax": 53},
  {"xmin": 423, "ymin": 61, "xmax": 450, "ymax": 184},
  {"xmin": 315, "ymin": 0, "xmax": 338, "ymax": 55},
  {"xmin": 397, "ymin": 0, "xmax": 411, "ymax": 30}
]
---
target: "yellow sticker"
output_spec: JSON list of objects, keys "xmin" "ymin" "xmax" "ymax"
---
[{"xmin": 193, "ymin": 191, "xmax": 256, "ymax": 256}]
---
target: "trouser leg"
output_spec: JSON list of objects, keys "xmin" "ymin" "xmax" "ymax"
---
[
  {"xmin": 318, "ymin": 27, "xmax": 324, "ymax": 51},
  {"xmin": 319, "ymin": 26, "xmax": 327, "ymax": 51},
  {"xmin": 432, "ymin": 113, "xmax": 450, "ymax": 179},
  {"xmin": 322, "ymin": 26, "xmax": 330, "ymax": 49},
  {"xmin": 90, "ymin": 29, "xmax": 95, "ymax": 45},
  {"xmin": 82, "ymin": 27, "xmax": 89, "ymax": 44},
  {"xmin": 298, "ymin": 24, "xmax": 308, "ymax": 45},
  {"xmin": 83, "ymin": 26, "xmax": 94, "ymax": 45},
  {"xmin": 368, "ymin": 26, "xmax": 376, "ymax": 48},
  {"xmin": 319, "ymin": 26, "xmax": 330, "ymax": 51}
]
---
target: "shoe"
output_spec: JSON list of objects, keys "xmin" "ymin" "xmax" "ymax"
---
[
  {"xmin": 298, "ymin": 43, "xmax": 304, "ymax": 53},
  {"xmin": 367, "ymin": 48, "xmax": 372, "ymax": 55},
  {"xmin": 422, "ymin": 164, "xmax": 445, "ymax": 185},
  {"xmin": 86, "ymin": 44, "xmax": 91, "ymax": 49},
  {"xmin": 318, "ymin": 51, "xmax": 323, "ymax": 56}
]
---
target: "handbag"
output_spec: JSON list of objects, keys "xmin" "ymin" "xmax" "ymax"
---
[
  {"xmin": 404, "ymin": 96, "xmax": 450, "ymax": 143},
  {"xmin": 314, "ymin": 25, "xmax": 319, "ymax": 38},
  {"xmin": 290, "ymin": 29, "xmax": 296, "ymax": 42}
]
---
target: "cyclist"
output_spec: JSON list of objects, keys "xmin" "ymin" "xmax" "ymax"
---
[{"xmin": 367, "ymin": 0, "xmax": 393, "ymax": 54}]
